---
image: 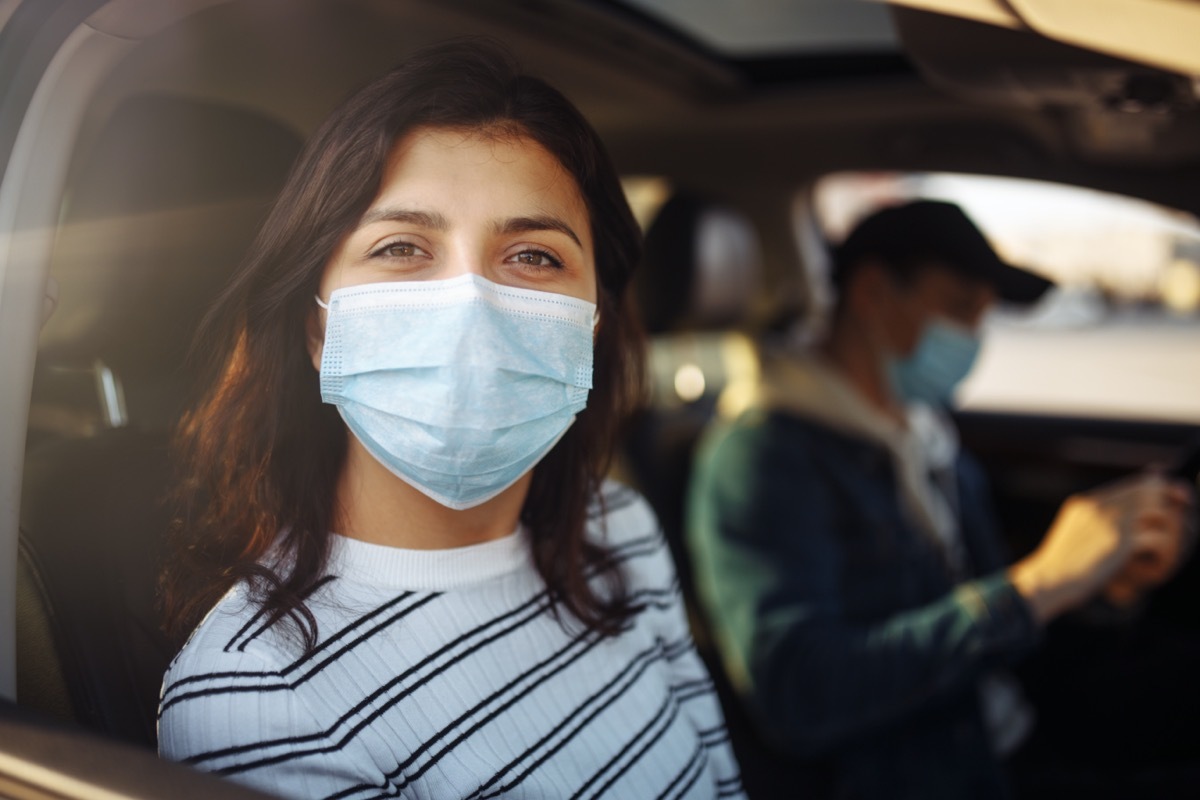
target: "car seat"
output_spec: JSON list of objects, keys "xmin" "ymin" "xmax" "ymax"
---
[
  {"xmin": 627, "ymin": 191, "xmax": 763, "ymax": 602},
  {"xmin": 17, "ymin": 95, "xmax": 301, "ymax": 748},
  {"xmin": 628, "ymin": 192, "xmax": 835, "ymax": 798}
]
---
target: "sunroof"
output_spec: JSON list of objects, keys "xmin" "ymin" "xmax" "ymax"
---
[{"xmin": 617, "ymin": 0, "xmax": 899, "ymax": 56}]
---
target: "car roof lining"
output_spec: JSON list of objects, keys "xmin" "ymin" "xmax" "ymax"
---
[
  {"xmin": 86, "ymin": 0, "xmax": 1200, "ymax": 169},
  {"xmin": 38, "ymin": 0, "xmax": 1200, "ymax": 409}
]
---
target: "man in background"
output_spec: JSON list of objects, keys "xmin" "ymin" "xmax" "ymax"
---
[{"xmin": 687, "ymin": 200, "xmax": 1195, "ymax": 799}]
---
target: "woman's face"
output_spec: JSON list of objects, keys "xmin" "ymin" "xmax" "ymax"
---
[{"xmin": 310, "ymin": 125, "xmax": 596, "ymax": 366}]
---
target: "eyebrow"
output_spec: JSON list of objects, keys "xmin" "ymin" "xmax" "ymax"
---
[
  {"xmin": 357, "ymin": 207, "xmax": 583, "ymax": 250},
  {"xmin": 358, "ymin": 207, "xmax": 450, "ymax": 230},
  {"xmin": 495, "ymin": 215, "xmax": 583, "ymax": 249}
]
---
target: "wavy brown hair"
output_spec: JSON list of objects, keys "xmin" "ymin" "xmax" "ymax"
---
[{"xmin": 160, "ymin": 40, "xmax": 645, "ymax": 650}]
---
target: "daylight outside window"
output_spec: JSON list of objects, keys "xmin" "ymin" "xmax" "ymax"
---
[{"xmin": 810, "ymin": 172, "xmax": 1200, "ymax": 424}]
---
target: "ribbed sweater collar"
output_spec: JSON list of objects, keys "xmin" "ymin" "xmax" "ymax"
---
[{"xmin": 327, "ymin": 528, "xmax": 530, "ymax": 591}]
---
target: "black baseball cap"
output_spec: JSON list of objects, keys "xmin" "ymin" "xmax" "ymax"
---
[{"xmin": 833, "ymin": 200, "xmax": 1054, "ymax": 305}]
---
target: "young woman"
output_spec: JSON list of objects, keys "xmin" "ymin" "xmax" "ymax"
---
[{"xmin": 157, "ymin": 41, "xmax": 744, "ymax": 800}]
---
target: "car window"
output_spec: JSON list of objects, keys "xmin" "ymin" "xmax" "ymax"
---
[{"xmin": 808, "ymin": 171, "xmax": 1200, "ymax": 423}]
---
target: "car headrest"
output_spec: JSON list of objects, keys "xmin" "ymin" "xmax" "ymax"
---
[
  {"xmin": 36, "ymin": 95, "xmax": 302, "ymax": 428},
  {"xmin": 635, "ymin": 192, "xmax": 762, "ymax": 335}
]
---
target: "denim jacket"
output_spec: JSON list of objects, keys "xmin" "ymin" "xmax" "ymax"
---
[{"xmin": 687, "ymin": 402, "xmax": 1041, "ymax": 800}]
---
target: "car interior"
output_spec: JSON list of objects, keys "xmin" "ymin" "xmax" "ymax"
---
[{"xmin": 2, "ymin": 0, "xmax": 1199, "ymax": 796}]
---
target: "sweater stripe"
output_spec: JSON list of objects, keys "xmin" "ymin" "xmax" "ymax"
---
[
  {"xmin": 469, "ymin": 637, "xmax": 686, "ymax": 800},
  {"xmin": 222, "ymin": 604, "xmax": 271, "ymax": 654},
  {"xmin": 717, "ymin": 775, "xmax": 745, "ymax": 798},
  {"xmin": 603, "ymin": 679, "xmax": 717, "ymax": 800},
  {"xmin": 576, "ymin": 687, "xmax": 685, "ymax": 800},
  {"xmin": 659, "ymin": 741, "xmax": 708, "ymax": 800},
  {"xmin": 161, "ymin": 591, "xmax": 439, "ymax": 714},
  {"xmin": 191, "ymin": 587, "xmax": 561, "ymax": 767},
  {"xmin": 394, "ymin": 634, "xmax": 695, "ymax": 800},
  {"xmin": 587, "ymin": 484, "xmax": 640, "ymax": 519},
  {"xmin": 198, "ymin": 582, "xmax": 674, "ymax": 772},
  {"xmin": 159, "ymin": 485, "xmax": 744, "ymax": 799},
  {"xmin": 166, "ymin": 536, "xmax": 662, "ymax": 713},
  {"xmin": 224, "ymin": 575, "xmax": 338, "ymax": 653},
  {"xmin": 370, "ymin": 629, "xmax": 612, "ymax": 798},
  {"xmin": 243, "ymin": 622, "xmax": 608, "ymax": 793}
]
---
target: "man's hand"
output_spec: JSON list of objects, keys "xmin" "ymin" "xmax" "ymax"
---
[
  {"xmin": 1104, "ymin": 481, "xmax": 1197, "ymax": 607},
  {"xmin": 1009, "ymin": 473, "xmax": 1195, "ymax": 624}
]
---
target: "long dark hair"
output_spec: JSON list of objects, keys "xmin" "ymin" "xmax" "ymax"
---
[{"xmin": 161, "ymin": 40, "xmax": 645, "ymax": 649}]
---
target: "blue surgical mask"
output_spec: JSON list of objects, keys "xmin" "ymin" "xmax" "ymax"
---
[
  {"xmin": 887, "ymin": 317, "xmax": 982, "ymax": 407},
  {"xmin": 316, "ymin": 273, "xmax": 595, "ymax": 510}
]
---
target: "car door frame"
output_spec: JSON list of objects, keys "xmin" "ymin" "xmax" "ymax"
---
[
  {"xmin": 0, "ymin": 0, "xmax": 231, "ymax": 702},
  {"xmin": 0, "ymin": 0, "xmax": 123, "ymax": 702}
]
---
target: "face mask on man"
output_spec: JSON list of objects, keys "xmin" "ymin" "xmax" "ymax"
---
[
  {"xmin": 887, "ymin": 317, "xmax": 982, "ymax": 407},
  {"xmin": 316, "ymin": 273, "xmax": 596, "ymax": 510}
]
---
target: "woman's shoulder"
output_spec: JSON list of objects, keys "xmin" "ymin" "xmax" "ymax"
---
[
  {"xmin": 160, "ymin": 583, "xmax": 295, "ymax": 701},
  {"xmin": 587, "ymin": 479, "xmax": 658, "ymax": 545},
  {"xmin": 587, "ymin": 479, "xmax": 676, "ymax": 588},
  {"xmin": 156, "ymin": 584, "xmax": 335, "ymax": 781}
]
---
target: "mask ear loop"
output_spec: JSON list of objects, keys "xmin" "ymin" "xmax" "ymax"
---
[{"xmin": 317, "ymin": 258, "xmax": 349, "ymax": 310}]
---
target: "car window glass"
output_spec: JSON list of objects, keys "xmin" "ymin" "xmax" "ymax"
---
[
  {"xmin": 620, "ymin": 0, "xmax": 897, "ymax": 55},
  {"xmin": 810, "ymin": 171, "xmax": 1200, "ymax": 423}
]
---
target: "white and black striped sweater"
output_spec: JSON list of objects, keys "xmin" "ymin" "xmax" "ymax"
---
[{"xmin": 158, "ymin": 483, "xmax": 745, "ymax": 800}]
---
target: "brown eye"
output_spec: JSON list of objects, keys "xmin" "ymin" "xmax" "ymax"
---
[
  {"xmin": 370, "ymin": 240, "xmax": 428, "ymax": 260},
  {"xmin": 385, "ymin": 243, "xmax": 418, "ymax": 258},
  {"xmin": 510, "ymin": 249, "xmax": 564, "ymax": 269}
]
